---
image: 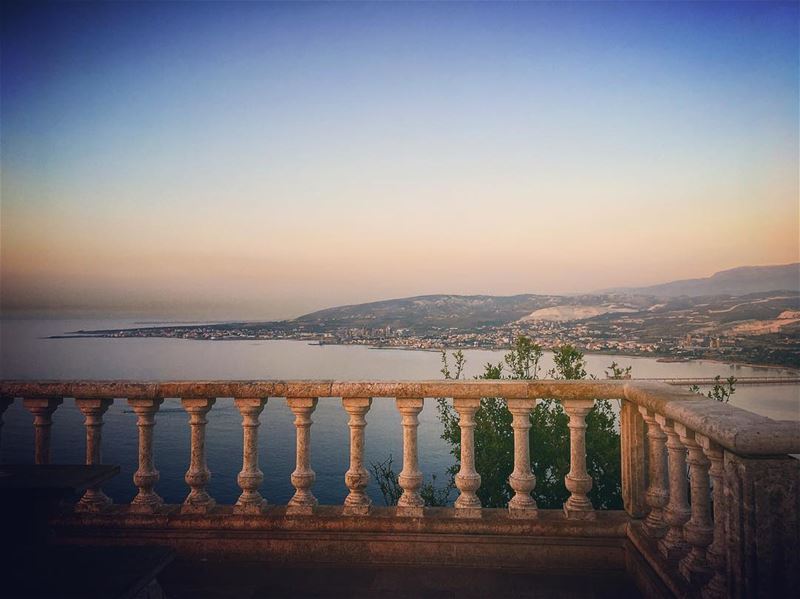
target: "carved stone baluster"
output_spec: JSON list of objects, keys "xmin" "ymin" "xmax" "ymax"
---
[
  {"xmin": 697, "ymin": 434, "xmax": 726, "ymax": 599},
  {"xmin": 656, "ymin": 415, "xmax": 691, "ymax": 561},
  {"xmin": 75, "ymin": 398, "xmax": 114, "ymax": 512},
  {"xmin": 24, "ymin": 398, "xmax": 63, "ymax": 464},
  {"xmin": 563, "ymin": 398, "xmax": 595, "ymax": 519},
  {"xmin": 342, "ymin": 397, "xmax": 372, "ymax": 515},
  {"xmin": 234, "ymin": 398, "xmax": 268, "ymax": 514},
  {"xmin": 453, "ymin": 398, "xmax": 481, "ymax": 518},
  {"xmin": 676, "ymin": 424, "xmax": 714, "ymax": 586},
  {"xmin": 181, "ymin": 398, "xmax": 216, "ymax": 514},
  {"xmin": 0, "ymin": 396, "xmax": 13, "ymax": 455},
  {"xmin": 287, "ymin": 397, "xmax": 318, "ymax": 515},
  {"xmin": 396, "ymin": 398, "xmax": 424, "ymax": 517},
  {"xmin": 128, "ymin": 398, "xmax": 164, "ymax": 513},
  {"xmin": 507, "ymin": 398, "xmax": 537, "ymax": 518},
  {"xmin": 639, "ymin": 407, "xmax": 668, "ymax": 537},
  {"xmin": 620, "ymin": 399, "xmax": 647, "ymax": 518}
]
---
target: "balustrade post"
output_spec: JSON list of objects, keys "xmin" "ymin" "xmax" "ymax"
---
[
  {"xmin": 620, "ymin": 399, "xmax": 647, "ymax": 518},
  {"xmin": 453, "ymin": 398, "xmax": 481, "ymax": 518},
  {"xmin": 656, "ymin": 415, "xmax": 691, "ymax": 561},
  {"xmin": 507, "ymin": 398, "xmax": 537, "ymax": 518},
  {"xmin": 181, "ymin": 398, "xmax": 216, "ymax": 514},
  {"xmin": 287, "ymin": 397, "xmax": 318, "ymax": 515},
  {"xmin": 639, "ymin": 407, "xmax": 668, "ymax": 537},
  {"xmin": 24, "ymin": 398, "xmax": 63, "ymax": 464},
  {"xmin": 675, "ymin": 424, "xmax": 714, "ymax": 587},
  {"xmin": 0, "ymin": 396, "xmax": 12, "ymax": 455},
  {"xmin": 396, "ymin": 398, "xmax": 424, "ymax": 517},
  {"xmin": 723, "ymin": 452, "xmax": 800, "ymax": 598},
  {"xmin": 234, "ymin": 398, "xmax": 268, "ymax": 514},
  {"xmin": 563, "ymin": 399, "xmax": 595, "ymax": 519},
  {"xmin": 75, "ymin": 398, "xmax": 114, "ymax": 512},
  {"xmin": 128, "ymin": 398, "xmax": 164, "ymax": 513},
  {"xmin": 342, "ymin": 397, "xmax": 372, "ymax": 515},
  {"xmin": 697, "ymin": 434, "xmax": 726, "ymax": 599}
]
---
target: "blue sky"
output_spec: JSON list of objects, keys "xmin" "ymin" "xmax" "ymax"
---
[{"xmin": 1, "ymin": 1, "xmax": 798, "ymax": 318}]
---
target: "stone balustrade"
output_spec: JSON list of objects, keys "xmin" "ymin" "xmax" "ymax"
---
[{"xmin": 1, "ymin": 379, "xmax": 798, "ymax": 598}]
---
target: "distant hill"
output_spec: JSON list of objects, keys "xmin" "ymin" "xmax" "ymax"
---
[
  {"xmin": 604, "ymin": 263, "xmax": 799, "ymax": 298},
  {"xmin": 295, "ymin": 294, "xmax": 560, "ymax": 330}
]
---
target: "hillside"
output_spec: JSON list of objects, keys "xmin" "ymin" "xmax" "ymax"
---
[{"xmin": 605, "ymin": 263, "xmax": 799, "ymax": 298}]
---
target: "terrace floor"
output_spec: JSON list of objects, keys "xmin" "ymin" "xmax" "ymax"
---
[{"xmin": 157, "ymin": 559, "xmax": 642, "ymax": 599}]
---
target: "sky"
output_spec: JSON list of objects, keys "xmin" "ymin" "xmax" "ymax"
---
[{"xmin": 1, "ymin": 1, "xmax": 798, "ymax": 320}]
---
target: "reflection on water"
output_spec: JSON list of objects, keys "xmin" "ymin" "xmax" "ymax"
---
[{"xmin": 1, "ymin": 318, "xmax": 798, "ymax": 505}]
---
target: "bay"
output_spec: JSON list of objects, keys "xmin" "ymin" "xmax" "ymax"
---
[{"xmin": 1, "ymin": 317, "xmax": 798, "ymax": 506}]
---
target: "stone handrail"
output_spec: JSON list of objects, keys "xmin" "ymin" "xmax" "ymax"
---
[
  {"xmin": 1, "ymin": 378, "xmax": 798, "ymax": 598},
  {"xmin": 2, "ymin": 379, "xmax": 798, "ymax": 455}
]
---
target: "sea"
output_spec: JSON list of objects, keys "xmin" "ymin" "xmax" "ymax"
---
[{"xmin": 1, "ymin": 317, "xmax": 798, "ymax": 506}]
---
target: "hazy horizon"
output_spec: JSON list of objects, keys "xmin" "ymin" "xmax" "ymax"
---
[{"xmin": 2, "ymin": 2, "xmax": 798, "ymax": 321}]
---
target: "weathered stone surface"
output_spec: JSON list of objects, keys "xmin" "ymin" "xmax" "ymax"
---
[
  {"xmin": 128, "ymin": 398, "xmax": 165, "ymax": 513},
  {"xmin": 563, "ymin": 399, "xmax": 595, "ymax": 520},
  {"xmin": 621, "ymin": 400, "xmax": 647, "ymax": 518},
  {"xmin": 342, "ymin": 397, "xmax": 372, "ymax": 516},
  {"xmin": 181, "ymin": 398, "xmax": 216, "ymax": 514},
  {"xmin": 23, "ymin": 397, "xmax": 63, "ymax": 464},
  {"xmin": 655, "ymin": 415, "xmax": 690, "ymax": 562},
  {"xmin": 396, "ymin": 398, "xmax": 425, "ymax": 518},
  {"xmin": 233, "ymin": 398, "xmax": 268, "ymax": 515},
  {"xmin": 507, "ymin": 398, "xmax": 538, "ymax": 519},
  {"xmin": 723, "ymin": 452, "xmax": 800, "ymax": 599},
  {"xmin": 75, "ymin": 398, "xmax": 114, "ymax": 512},
  {"xmin": 453, "ymin": 398, "xmax": 482, "ymax": 519},
  {"xmin": 286, "ymin": 397, "xmax": 318, "ymax": 516},
  {"xmin": 640, "ymin": 408, "xmax": 668, "ymax": 538}
]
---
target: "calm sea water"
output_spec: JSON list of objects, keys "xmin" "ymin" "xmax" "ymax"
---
[{"xmin": 1, "ymin": 318, "xmax": 798, "ymax": 506}]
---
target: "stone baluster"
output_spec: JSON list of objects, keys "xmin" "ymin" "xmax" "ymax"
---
[
  {"xmin": 639, "ymin": 407, "xmax": 669, "ymax": 537},
  {"xmin": 620, "ymin": 399, "xmax": 647, "ymax": 518},
  {"xmin": 396, "ymin": 398, "xmax": 425, "ymax": 517},
  {"xmin": 342, "ymin": 398, "xmax": 372, "ymax": 515},
  {"xmin": 697, "ymin": 434, "xmax": 726, "ymax": 599},
  {"xmin": 234, "ymin": 398, "xmax": 268, "ymax": 514},
  {"xmin": 0, "ymin": 396, "xmax": 12, "ymax": 454},
  {"xmin": 507, "ymin": 398, "xmax": 537, "ymax": 518},
  {"xmin": 24, "ymin": 398, "xmax": 63, "ymax": 464},
  {"xmin": 656, "ymin": 415, "xmax": 691, "ymax": 561},
  {"xmin": 128, "ymin": 398, "xmax": 164, "ymax": 513},
  {"xmin": 676, "ymin": 424, "xmax": 714, "ymax": 586},
  {"xmin": 181, "ymin": 398, "xmax": 216, "ymax": 514},
  {"xmin": 75, "ymin": 398, "xmax": 114, "ymax": 512},
  {"xmin": 563, "ymin": 399, "xmax": 595, "ymax": 519},
  {"xmin": 287, "ymin": 397, "xmax": 318, "ymax": 515},
  {"xmin": 453, "ymin": 398, "xmax": 481, "ymax": 518}
]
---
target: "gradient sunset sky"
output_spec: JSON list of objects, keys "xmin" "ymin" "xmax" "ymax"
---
[{"xmin": 1, "ymin": 1, "xmax": 798, "ymax": 320}]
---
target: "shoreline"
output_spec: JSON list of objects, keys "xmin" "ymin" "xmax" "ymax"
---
[{"xmin": 45, "ymin": 333, "xmax": 800, "ymax": 375}]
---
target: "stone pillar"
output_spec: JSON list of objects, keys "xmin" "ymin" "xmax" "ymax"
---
[
  {"xmin": 620, "ymin": 399, "xmax": 647, "ymax": 518},
  {"xmin": 639, "ymin": 407, "xmax": 668, "ymax": 537},
  {"xmin": 75, "ymin": 398, "xmax": 114, "ymax": 512},
  {"xmin": 656, "ymin": 415, "xmax": 691, "ymax": 561},
  {"xmin": 507, "ymin": 398, "xmax": 537, "ymax": 518},
  {"xmin": 128, "ymin": 398, "xmax": 164, "ymax": 513},
  {"xmin": 396, "ymin": 398, "xmax": 425, "ymax": 517},
  {"xmin": 563, "ymin": 398, "xmax": 595, "ymax": 519},
  {"xmin": 453, "ymin": 398, "xmax": 481, "ymax": 518},
  {"xmin": 676, "ymin": 424, "xmax": 713, "ymax": 586},
  {"xmin": 697, "ymin": 434, "xmax": 726, "ymax": 599},
  {"xmin": 723, "ymin": 452, "xmax": 800, "ymax": 599},
  {"xmin": 287, "ymin": 397, "xmax": 318, "ymax": 515},
  {"xmin": 342, "ymin": 397, "xmax": 372, "ymax": 515},
  {"xmin": 24, "ymin": 398, "xmax": 63, "ymax": 464},
  {"xmin": 0, "ymin": 396, "xmax": 12, "ymax": 455},
  {"xmin": 234, "ymin": 398, "xmax": 268, "ymax": 514},
  {"xmin": 181, "ymin": 398, "xmax": 216, "ymax": 514}
]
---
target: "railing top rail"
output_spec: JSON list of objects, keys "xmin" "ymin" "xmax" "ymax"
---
[{"xmin": 2, "ymin": 379, "xmax": 798, "ymax": 456}]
